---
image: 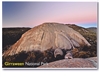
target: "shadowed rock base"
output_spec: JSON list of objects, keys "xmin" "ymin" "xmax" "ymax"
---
[{"xmin": 38, "ymin": 57, "xmax": 97, "ymax": 68}]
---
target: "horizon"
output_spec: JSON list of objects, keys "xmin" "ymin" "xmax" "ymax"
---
[
  {"xmin": 2, "ymin": 2, "xmax": 97, "ymax": 28},
  {"xmin": 2, "ymin": 22, "xmax": 97, "ymax": 28}
]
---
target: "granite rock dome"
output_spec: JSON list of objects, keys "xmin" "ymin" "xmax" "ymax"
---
[{"xmin": 3, "ymin": 23, "xmax": 91, "ymax": 57}]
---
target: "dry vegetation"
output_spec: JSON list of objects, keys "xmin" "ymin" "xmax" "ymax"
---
[
  {"xmin": 67, "ymin": 24, "xmax": 97, "ymax": 58},
  {"xmin": 2, "ymin": 28, "xmax": 31, "ymax": 52},
  {"xmin": 2, "ymin": 25, "xmax": 97, "ymax": 67}
]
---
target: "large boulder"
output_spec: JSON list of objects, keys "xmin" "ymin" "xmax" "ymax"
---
[{"xmin": 3, "ymin": 23, "xmax": 91, "ymax": 57}]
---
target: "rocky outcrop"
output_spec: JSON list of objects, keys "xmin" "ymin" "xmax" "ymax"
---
[
  {"xmin": 38, "ymin": 57, "xmax": 97, "ymax": 68},
  {"xmin": 2, "ymin": 23, "xmax": 97, "ymax": 68},
  {"xmin": 3, "ymin": 23, "xmax": 90, "ymax": 57}
]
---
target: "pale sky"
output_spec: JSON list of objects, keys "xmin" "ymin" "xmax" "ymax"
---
[{"xmin": 2, "ymin": 2, "xmax": 97, "ymax": 28}]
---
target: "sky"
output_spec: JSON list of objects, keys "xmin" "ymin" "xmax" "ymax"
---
[{"xmin": 2, "ymin": 2, "xmax": 97, "ymax": 28}]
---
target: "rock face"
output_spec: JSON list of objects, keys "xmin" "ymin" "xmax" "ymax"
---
[
  {"xmin": 38, "ymin": 57, "xmax": 97, "ymax": 68},
  {"xmin": 3, "ymin": 23, "xmax": 91, "ymax": 57}
]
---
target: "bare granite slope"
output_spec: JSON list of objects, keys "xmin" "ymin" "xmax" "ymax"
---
[{"xmin": 3, "ymin": 23, "xmax": 91, "ymax": 56}]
